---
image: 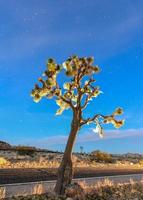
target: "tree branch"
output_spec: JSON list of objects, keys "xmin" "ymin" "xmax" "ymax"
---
[
  {"xmin": 60, "ymin": 96, "xmax": 75, "ymax": 110},
  {"xmin": 81, "ymin": 95, "xmax": 90, "ymax": 110},
  {"xmin": 80, "ymin": 114, "xmax": 104, "ymax": 126}
]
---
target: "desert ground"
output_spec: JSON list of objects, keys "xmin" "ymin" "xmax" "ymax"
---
[
  {"xmin": 1, "ymin": 144, "xmax": 143, "ymax": 199},
  {"xmin": 0, "ymin": 144, "xmax": 143, "ymax": 184}
]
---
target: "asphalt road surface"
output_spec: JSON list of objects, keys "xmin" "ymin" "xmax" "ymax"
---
[
  {"xmin": 1, "ymin": 167, "xmax": 143, "ymax": 184},
  {"xmin": 1, "ymin": 173, "xmax": 143, "ymax": 199}
]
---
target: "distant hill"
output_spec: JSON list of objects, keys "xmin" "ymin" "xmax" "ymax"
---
[
  {"xmin": 0, "ymin": 141, "xmax": 143, "ymax": 160},
  {"xmin": 0, "ymin": 140, "xmax": 58, "ymax": 153},
  {"xmin": 0, "ymin": 141, "xmax": 11, "ymax": 149},
  {"xmin": 111, "ymin": 153, "xmax": 143, "ymax": 159}
]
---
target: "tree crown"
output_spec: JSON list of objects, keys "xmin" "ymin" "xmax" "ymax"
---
[{"xmin": 31, "ymin": 55, "xmax": 124, "ymax": 137}]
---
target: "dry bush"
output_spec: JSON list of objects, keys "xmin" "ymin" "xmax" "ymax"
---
[
  {"xmin": 65, "ymin": 182, "xmax": 85, "ymax": 200},
  {"xmin": 9, "ymin": 179, "xmax": 143, "ymax": 200},
  {"xmin": 139, "ymin": 159, "xmax": 143, "ymax": 166},
  {"xmin": 90, "ymin": 150, "xmax": 114, "ymax": 163},
  {"xmin": 0, "ymin": 156, "xmax": 10, "ymax": 167},
  {"xmin": 16, "ymin": 146, "xmax": 36, "ymax": 157},
  {"xmin": 86, "ymin": 179, "xmax": 143, "ymax": 200}
]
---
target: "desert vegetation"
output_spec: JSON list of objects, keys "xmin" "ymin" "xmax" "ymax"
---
[
  {"xmin": 1, "ymin": 144, "xmax": 143, "ymax": 169},
  {"xmin": 1, "ymin": 0, "xmax": 142, "ymax": 199},
  {"xmin": 31, "ymin": 55, "xmax": 124, "ymax": 194},
  {"xmin": 90, "ymin": 150, "xmax": 114, "ymax": 163},
  {"xmin": 1, "ymin": 148, "xmax": 143, "ymax": 169},
  {"xmin": 7, "ymin": 179, "xmax": 143, "ymax": 200},
  {"xmin": 15, "ymin": 146, "xmax": 37, "ymax": 157}
]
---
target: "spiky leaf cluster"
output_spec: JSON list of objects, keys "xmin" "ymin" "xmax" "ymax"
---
[
  {"xmin": 31, "ymin": 59, "xmax": 61, "ymax": 103},
  {"xmin": 31, "ymin": 56, "xmax": 101, "ymax": 114},
  {"xmin": 31, "ymin": 55, "xmax": 124, "ymax": 137}
]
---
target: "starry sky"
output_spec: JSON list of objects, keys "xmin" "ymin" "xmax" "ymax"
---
[{"xmin": 0, "ymin": 0, "xmax": 143, "ymax": 153}]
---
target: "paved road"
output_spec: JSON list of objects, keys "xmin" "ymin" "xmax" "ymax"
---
[
  {"xmin": 75, "ymin": 173, "xmax": 143, "ymax": 184},
  {"xmin": 1, "ymin": 168, "xmax": 143, "ymax": 184},
  {"xmin": 0, "ymin": 173, "xmax": 143, "ymax": 199}
]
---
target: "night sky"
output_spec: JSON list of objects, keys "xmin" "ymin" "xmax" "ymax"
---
[{"xmin": 0, "ymin": 0, "xmax": 143, "ymax": 153}]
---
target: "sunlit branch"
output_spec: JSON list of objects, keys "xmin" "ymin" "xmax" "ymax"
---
[
  {"xmin": 54, "ymin": 80, "xmax": 74, "ymax": 109},
  {"xmin": 60, "ymin": 96, "xmax": 75, "ymax": 110},
  {"xmin": 81, "ymin": 95, "xmax": 90, "ymax": 110},
  {"xmin": 80, "ymin": 114, "xmax": 104, "ymax": 126},
  {"xmin": 86, "ymin": 78, "xmax": 96, "ymax": 86},
  {"xmin": 38, "ymin": 77, "xmax": 47, "ymax": 88}
]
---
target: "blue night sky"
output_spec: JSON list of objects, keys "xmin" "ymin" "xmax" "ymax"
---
[{"xmin": 0, "ymin": 0, "xmax": 143, "ymax": 153}]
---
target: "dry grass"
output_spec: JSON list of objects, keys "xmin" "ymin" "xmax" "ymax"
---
[
  {"xmin": 0, "ymin": 157, "xmax": 10, "ymax": 167},
  {"xmin": 0, "ymin": 151, "xmax": 143, "ymax": 169},
  {"xmin": 7, "ymin": 179, "xmax": 143, "ymax": 200},
  {"xmin": 0, "ymin": 156, "xmax": 142, "ymax": 169}
]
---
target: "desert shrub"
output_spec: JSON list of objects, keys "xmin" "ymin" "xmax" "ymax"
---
[
  {"xmin": 65, "ymin": 182, "xmax": 85, "ymax": 200},
  {"xmin": 9, "ymin": 180, "xmax": 143, "ymax": 200},
  {"xmin": 48, "ymin": 154, "xmax": 55, "ymax": 160},
  {"xmin": 16, "ymin": 146, "xmax": 36, "ymax": 157},
  {"xmin": 0, "ymin": 156, "xmax": 10, "ymax": 166},
  {"xmin": 139, "ymin": 159, "xmax": 143, "ymax": 165},
  {"xmin": 90, "ymin": 150, "xmax": 113, "ymax": 163},
  {"xmin": 10, "ymin": 194, "xmax": 66, "ymax": 200},
  {"xmin": 85, "ymin": 181, "xmax": 143, "ymax": 200}
]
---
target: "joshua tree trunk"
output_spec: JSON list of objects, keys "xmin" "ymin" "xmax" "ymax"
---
[{"xmin": 54, "ymin": 111, "xmax": 79, "ymax": 195}]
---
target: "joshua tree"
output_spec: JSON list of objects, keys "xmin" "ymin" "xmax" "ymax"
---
[{"xmin": 31, "ymin": 55, "xmax": 124, "ymax": 194}]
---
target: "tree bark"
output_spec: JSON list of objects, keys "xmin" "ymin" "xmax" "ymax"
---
[{"xmin": 54, "ymin": 112, "xmax": 79, "ymax": 195}]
